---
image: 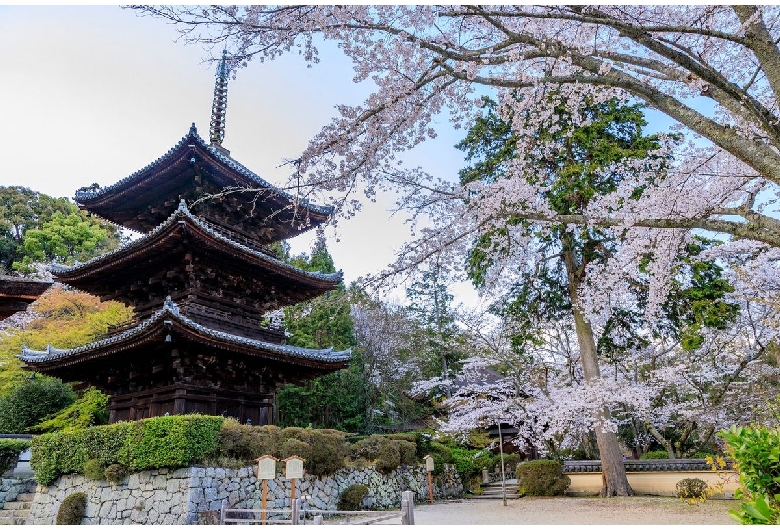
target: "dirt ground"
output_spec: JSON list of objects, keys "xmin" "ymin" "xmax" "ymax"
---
[{"xmin": 396, "ymin": 496, "xmax": 740, "ymax": 525}]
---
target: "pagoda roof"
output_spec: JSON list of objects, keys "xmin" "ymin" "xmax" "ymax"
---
[
  {"xmin": 0, "ymin": 276, "xmax": 52, "ymax": 319},
  {"xmin": 74, "ymin": 124, "xmax": 332, "ymax": 241},
  {"xmin": 20, "ymin": 297, "xmax": 351, "ymax": 371},
  {"xmin": 50, "ymin": 200, "xmax": 342, "ymax": 297}
]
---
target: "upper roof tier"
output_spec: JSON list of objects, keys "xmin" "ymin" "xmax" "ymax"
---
[{"xmin": 75, "ymin": 124, "xmax": 332, "ymax": 243}]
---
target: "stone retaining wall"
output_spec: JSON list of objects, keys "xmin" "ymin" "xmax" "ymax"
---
[
  {"xmin": 28, "ymin": 465, "xmax": 462, "ymax": 525},
  {"xmin": 0, "ymin": 478, "xmax": 34, "ymax": 509}
]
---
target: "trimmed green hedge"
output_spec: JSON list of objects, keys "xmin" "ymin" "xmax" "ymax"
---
[
  {"xmin": 0, "ymin": 438, "xmax": 30, "ymax": 476},
  {"xmin": 516, "ymin": 460, "xmax": 570, "ymax": 496},
  {"xmin": 31, "ymin": 415, "xmax": 223, "ymax": 485}
]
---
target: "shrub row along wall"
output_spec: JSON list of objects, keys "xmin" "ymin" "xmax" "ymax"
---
[{"xmin": 27, "ymin": 465, "xmax": 462, "ymax": 525}]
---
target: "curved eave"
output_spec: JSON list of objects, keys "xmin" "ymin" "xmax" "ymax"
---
[
  {"xmin": 74, "ymin": 124, "xmax": 333, "ymax": 219},
  {"xmin": 51, "ymin": 201, "xmax": 342, "ymax": 289},
  {"xmin": 0, "ymin": 276, "xmax": 52, "ymax": 298},
  {"xmin": 20, "ymin": 299, "xmax": 351, "ymax": 370}
]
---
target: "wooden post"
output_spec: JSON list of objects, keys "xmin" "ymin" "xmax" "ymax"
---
[
  {"xmin": 256, "ymin": 455, "xmax": 278, "ymax": 525},
  {"xmin": 262, "ymin": 479, "xmax": 268, "ymax": 524},
  {"xmin": 283, "ymin": 455, "xmax": 305, "ymax": 523}
]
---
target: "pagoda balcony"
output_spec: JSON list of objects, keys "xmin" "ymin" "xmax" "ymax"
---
[
  {"xmin": 105, "ymin": 318, "xmax": 142, "ymax": 338},
  {"xmin": 196, "ymin": 215, "xmax": 278, "ymax": 256}
]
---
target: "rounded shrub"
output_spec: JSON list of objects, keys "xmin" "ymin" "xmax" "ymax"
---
[
  {"xmin": 516, "ymin": 460, "xmax": 570, "ymax": 496},
  {"xmin": 56, "ymin": 491, "xmax": 87, "ymax": 525},
  {"xmin": 83, "ymin": 458, "xmax": 105, "ymax": 480},
  {"xmin": 337, "ymin": 484, "xmax": 369, "ymax": 511},
  {"xmin": 676, "ymin": 478, "xmax": 708, "ymax": 499},
  {"xmin": 103, "ymin": 463, "xmax": 129, "ymax": 484},
  {"xmin": 375, "ymin": 439, "xmax": 400, "ymax": 474},
  {"xmin": 219, "ymin": 420, "xmax": 282, "ymax": 462},
  {"xmin": 397, "ymin": 440, "xmax": 417, "ymax": 466},
  {"xmin": 306, "ymin": 430, "xmax": 349, "ymax": 476},
  {"xmin": 351, "ymin": 434, "xmax": 384, "ymax": 460},
  {"xmin": 280, "ymin": 438, "xmax": 311, "ymax": 462}
]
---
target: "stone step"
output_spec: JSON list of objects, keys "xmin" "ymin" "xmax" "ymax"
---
[
  {"xmin": 2, "ymin": 501, "xmax": 31, "ymax": 510},
  {"xmin": 471, "ymin": 494, "xmax": 523, "ymax": 500},
  {"xmin": 16, "ymin": 492, "xmax": 36, "ymax": 501},
  {"xmin": 0, "ymin": 514, "xmax": 28, "ymax": 525}
]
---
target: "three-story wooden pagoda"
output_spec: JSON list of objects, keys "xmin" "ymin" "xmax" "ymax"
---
[{"xmin": 20, "ymin": 54, "xmax": 350, "ymax": 424}]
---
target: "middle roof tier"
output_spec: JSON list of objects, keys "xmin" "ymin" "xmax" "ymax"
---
[{"xmin": 51, "ymin": 201, "xmax": 343, "ymax": 329}]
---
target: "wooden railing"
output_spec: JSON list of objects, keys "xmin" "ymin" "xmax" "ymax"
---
[{"xmin": 220, "ymin": 491, "xmax": 416, "ymax": 525}]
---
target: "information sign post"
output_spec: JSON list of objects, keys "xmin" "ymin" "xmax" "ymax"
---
[
  {"xmin": 424, "ymin": 455, "xmax": 435, "ymax": 504},
  {"xmin": 283, "ymin": 455, "xmax": 305, "ymax": 515},
  {"xmin": 255, "ymin": 455, "xmax": 278, "ymax": 524}
]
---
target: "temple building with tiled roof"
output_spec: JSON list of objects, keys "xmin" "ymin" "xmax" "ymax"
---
[
  {"xmin": 0, "ymin": 276, "xmax": 51, "ymax": 320},
  {"xmin": 20, "ymin": 54, "xmax": 350, "ymax": 424}
]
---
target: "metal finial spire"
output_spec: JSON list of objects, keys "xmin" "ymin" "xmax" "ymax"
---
[{"xmin": 209, "ymin": 49, "xmax": 229, "ymax": 148}]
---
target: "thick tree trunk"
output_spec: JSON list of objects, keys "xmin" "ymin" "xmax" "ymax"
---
[
  {"xmin": 571, "ymin": 307, "xmax": 634, "ymax": 496},
  {"xmin": 562, "ymin": 241, "xmax": 633, "ymax": 496}
]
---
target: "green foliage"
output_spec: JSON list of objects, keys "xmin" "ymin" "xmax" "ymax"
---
[
  {"xmin": 427, "ymin": 441, "xmax": 453, "ymax": 474},
  {"xmin": 117, "ymin": 415, "xmax": 223, "ymax": 471},
  {"xmin": 30, "ymin": 430, "xmax": 90, "ymax": 485},
  {"xmin": 14, "ymin": 211, "xmax": 116, "ymax": 274},
  {"xmin": 0, "ymin": 186, "xmax": 87, "ymax": 272},
  {"xmin": 83, "ymin": 458, "xmax": 105, "ymax": 480},
  {"xmin": 31, "ymin": 388, "xmax": 109, "ymax": 433},
  {"xmin": 676, "ymin": 478, "xmax": 708, "ymax": 499},
  {"xmin": 406, "ymin": 261, "xmax": 468, "ymax": 384},
  {"xmin": 0, "ymin": 186, "xmax": 119, "ymax": 275},
  {"xmin": 276, "ymin": 234, "xmax": 365, "ymax": 432},
  {"xmin": 516, "ymin": 460, "xmax": 571, "ymax": 496},
  {"xmin": 0, "ymin": 376, "xmax": 75, "ymax": 433},
  {"xmin": 338, "ymin": 484, "xmax": 369, "ymax": 511},
  {"xmin": 56, "ymin": 491, "xmax": 87, "ymax": 525},
  {"xmin": 31, "ymin": 415, "xmax": 223, "ymax": 485},
  {"xmin": 0, "ymin": 438, "xmax": 30, "ymax": 476},
  {"xmin": 720, "ymin": 425, "xmax": 780, "ymax": 524},
  {"xmin": 640, "ymin": 449, "xmax": 671, "ymax": 460},
  {"xmin": 0, "ymin": 287, "xmax": 133, "ymax": 395}
]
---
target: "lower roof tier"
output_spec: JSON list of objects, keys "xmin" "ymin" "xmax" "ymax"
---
[
  {"xmin": 20, "ymin": 297, "xmax": 351, "ymax": 388},
  {"xmin": 50, "ymin": 201, "xmax": 342, "ymax": 316}
]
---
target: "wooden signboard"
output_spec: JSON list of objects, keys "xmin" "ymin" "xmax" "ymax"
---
[
  {"xmin": 283, "ymin": 455, "xmax": 306, "ymax": 506},
  {"xmin": 424, "ymin": 455, "xmax": 435, "ymax": 472},
  {"xmin": 284, "ymin": 456, "xmax": 305, "ymax": 480},
  {"xmin": 256, "ymin": 455, "xmax": 278, "ymax": 480},
  {"xmin": 255, "ymin": 455, "xmax": 279, "ymax": 523}
]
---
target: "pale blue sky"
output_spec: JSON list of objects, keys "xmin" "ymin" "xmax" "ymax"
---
[{"xmin": 0, "ymin": 6, "xmax": 471, "ymax": 298}]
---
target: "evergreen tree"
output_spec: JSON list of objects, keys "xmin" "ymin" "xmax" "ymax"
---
[{"xmin": 275, "ymin": 230, "xmax": 364, "ymax": 431}]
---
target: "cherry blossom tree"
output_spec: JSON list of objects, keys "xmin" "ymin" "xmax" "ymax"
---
[{"xmin": 135, "ymin": 5, "xmax": 780, "ymax": 495}]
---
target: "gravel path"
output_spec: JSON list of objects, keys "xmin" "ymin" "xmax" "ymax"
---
[{"xmin": 401, "ymin": 496, "xmax": 740, "ymax": 525}]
